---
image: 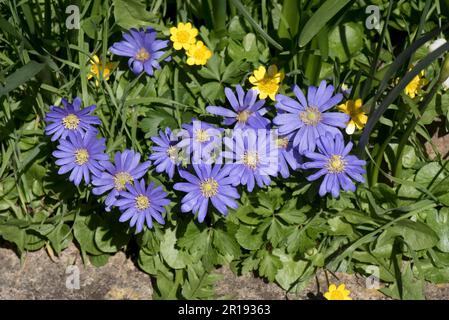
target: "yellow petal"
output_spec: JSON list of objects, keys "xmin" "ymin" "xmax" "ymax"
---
[
  {"xmin": 248, "ymin": 76, "xmax": 258, "ymax": 85},
  {"xmin": 178, "ymin": 22, "xmax": 185, "ymax": 29},
  {"xmin": 259, "ymin": 91, "xmax": 268, "ymax": 99},
  {"xmin": 355, "ymin": 99, "xmax": 363, "ymax": 108},
  {"xmin": 184, "ymin": 22, "xmax": 192, "ymax": 29},
  {"xmin": 190, "ymin": 28, "xmax": 198, "ymax": 37},
  {"xmin": 328, "ymin": 284, "xmax": 337, "ymax": 292},
  {"xmin": 337, "ymin": 103, "xmax": 348, "ymax": 113},
  {"xmin": 173, "ymin": 42, "xmax": 183, "ymax": 50},
  {"xmin": 186, "ymin": 57, "xmax": 195, "ymax": 65},
  {"xmin": 324, "ymin": 292, "xmax": 332, "ymax": 300},
  {"xmin": 337, "ymin": 284, "xmax": 346, "ymax": 291},
  {"xmin": 269, "ymin": 93, "xmax": 277, "ymax": 101},
  {"xmin": 253, "ymin": 66, "xmax": 266, "ymax": 80},
  {"xmin": 169, "ymin": 27, "xmax": 177, "ymax": 35}
]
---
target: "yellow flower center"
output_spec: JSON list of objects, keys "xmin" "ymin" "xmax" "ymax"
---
[
  {"xmin": 135, "ymin": 48, "xmax": 150, "ymax": 61},
  {"xmin": 74, "ymin": 149, "xmax": 89, "ymax": 165},
  {"xmin": 135, "ymin": 194, "xmax": 150, "ymax": 210},
  {"xmin": 195, "ymin": 129, "xmax": 210, "ymax": 143},
  {"xmin": 236, "ymin": 110, "xmax": 251, "ymax": 123},
  {"xmin": 326, "ymin": 155, "xmax": 346, "ymax": 173},
  {"xmin": 299, "ymin": 107, "xmax": 322, "ymax": 126},
  {"xmin": 200, "ymin": 178, "xmax": 219, "ymax": 198},
  {"xmin": 176, "ymin": 30, "xmax": 190, "ymax": 43},
  {"xmin": 275, "ymin": 137, "xmax": 289, "ymax": 149},
  {"xmin": 166, "ymin": 145, "xmax": 178, "ymax": 161},
  {"xmin": 257, "ymin": 78, "xmax": 279, "ymax": 95},
  {"xmin": 243, "ymin": 151, "xmax": 259, "ymax": 170},
  {"xmin": 192, "ymin": 47, "xmax": 208, "ymax": 60},
  {"xmin": 113, "ymin": 171, "xmax": 134, "ymax": 191},
  {"xmin": 62, "ymin": 114, "xmax": 80, "ymax": 130}
]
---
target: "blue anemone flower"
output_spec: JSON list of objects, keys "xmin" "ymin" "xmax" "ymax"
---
[
  {"xmin": 44, "ymin": 97, "xmax": 101, "ymax": 141},
  {"xmin": 272, "ymin": 134, "xmax": 302, "ymax": 179},
  {"xmin": 177, "ymin": 120, "xmax": 223, "ymax": 164},
  {"xmin": 149, "ymin": 128, "xmax": 181, "ymax": 179},
  {"xmin": 109, "ymin": 27, "xmax": 169, "ymax": 76},
  {"xmin": 52, "ymin": 131, "xmax": 108, "ymax": 186},
  {"xmin": 302, "ymin": 133, "xmax": 366, "ymax": 198},
  {"xmin": 92, "ymin": 150, "xmax": 151, "ymax": 211},
  {"xmin": 115, "ymin": 179, "xmax": 170, "ymax": 233},
  {"xmin": 222, "ymin": 129, "xmax": 278, "ymax": 192},
  {"xmin": 273, "ymin": 80, "xmax": 349, "ymax": 154},
  {"xmin": 206, "ymin": 85, "xmax": 270, "ymax": 130},
  {"xmin": 173, "ymin": 164, "xmax": 240, "ymax": 223}
]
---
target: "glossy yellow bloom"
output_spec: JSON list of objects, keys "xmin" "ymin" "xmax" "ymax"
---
[
  {"xmin": 337, "ymin": 99, "xmax": 368, "ymax": 135},
  {"xmin": 186, "ymin": 41, "xmax": 213, "ymax": 66},
  {"xmin": 404, "ymin": 70, "xmax": 429, "ymax": 98},
  {"xmin": 169, "ymin": 22, "xmax": 198, "ymax": 50},
  {"xmin": 324, "ymin": 284, "xmax": 352, "ymax": 300},
  {"xmin": 249, "ymin": 65, "xmax": 284, "ymax": 100},
  {"xmin": 87, "ymin": 55, "xmax": 115, "ymax": 86}
]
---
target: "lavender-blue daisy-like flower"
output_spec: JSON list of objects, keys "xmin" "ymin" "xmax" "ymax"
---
[
  {"xmin": 222, "ymin": 130, "xmax": 278, "ymax": 192},
  {"xmin": 91, "ymin": 150, "xmax": 151, "ymax": 211},
  {"xmin": 52, "ymin": 131, "xmax": 108, "ymax": 186},
  {"xmin": 173, "ymin": 164, "xmax": 240, "ymax": 223},
  {"xmin": 149, "ymin": 128, "xmax": 182, "ymax": 179},
  {"xmin": 302, "ymin": 133, "xmax": 366, "ymax": 198},
  {"xmin": 272, "ymin": 134, "xmax": 302, "ymax": 179},
  {"xmin": 273, "ymin": 80, "xmax": 349, "ymax": 154},
  {"xmin": 109, "ymin": 27, "xmax": 169, "ymax": 76},
  {"xmin": 115, "ymin": 179, "xmax": 170, "ymax": 233},
  {"xmin": 206, "ymin": 85, "xmax": 270, "ymax": 130},
  {"xmin": 177, "ymin": 120, "xmax": 223, "ymax": 164},
  {"xmin": 44, "ymin": 97, "xmax": 101, "ymax": 142}
]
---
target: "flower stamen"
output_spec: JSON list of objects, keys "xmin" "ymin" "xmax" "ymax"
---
[
  {"xmin": 195, "ymin": 129, "xmax": 210, "ymax": 143},
  {"xmin": 326, "ymin": 155, "xmax": 346, "ymax": 173},
  {"xmin": 113, "ymin": 171, "xmax": 134, "ymax": 191},
  {"xmin": 62, "ymin": 114, "xmax": 80, "ymax": 130},
  {"xmin": 243, "ymin": 151, "xmax": 259, "ymax": 170},
  {"xmin": 74, "ymin": 149, "xmax": 89, "ymax": 165},
  {"xmin": 135, "ymin": 48, "xmax": 150, "ymax": 61},
  {"xmin": 135, "ymin": 194, "xmax": 150, "ymax": 210},
  {"xmin": 200, "ymin": 178, "xmax": 219, "ymax": 197},
  {"xmin": 236, "ymin": 110, "xmax": 251, "ymax": 123},
  {"xmin": 299, "ymin": 107, "xmax": 322, "ymax": 126}
]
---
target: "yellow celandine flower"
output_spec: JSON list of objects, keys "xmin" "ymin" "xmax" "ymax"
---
[
  {"xmin": 404, "ymin": 70, "xmax": 429, "ymax": 98},
  {"xmin": 324, "ymin": 284, "xmax": 352, "ymax": 300},
  {"xmin": 186, "ymin": 41, "xmax": 213, "ymax": 66},
  {"xmin": 87, "ymin": 55, "xmax": 115, "ymax": 86},
  {"xmin": 337, "ymin": 99, "xmax": 368, "ymax": 135},
  {"xmin": 169, "ymin": 22, "xmax": 198, "ymax": 50},
  {"xmin": 249, "ymin": 65, "xmax": 284, "ymax": 101}
]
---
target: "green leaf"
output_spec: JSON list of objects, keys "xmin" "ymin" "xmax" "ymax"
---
[
  {"xmin": 299, "ymin": 0, "xmax": 353, "ymax": 47},
  {"xmin": 235, "ymin": 225, "xmax": 263, "ymax": 250},
  {"xmin": 0, "ymin": 61, "xmax": 45, "ymax": 96},
  {"xmin": 160, "ymin": 229, "xmax": 188, "ymax": 269},
  {"xmin": 113, "ymin": 0, "xmax": 156, "ymax": 30},
  {"xmin": 213, "ymin": 228, "xmax": 241, "ymax": 258},
  {"xmin": 273, "ymin": 249, "xmax": 307, "ymax": 290},
  {"xmin": 73, "ymin": 213, "xmax": 103, "ymax": 256},
  {"xmin": 328, "ymin": 22, "xmax": 364, "ymax": 62},
  {"xmin": 94, "ymin": 212, "xmax": 131, "ymax": 254},
  {"xmin": 426, "ymin": 208, "xmax": 449, "ymax": 253},
  {"xmin": 89, "ymin": 253, "xmax": 110, "ymax": 267},
  {"xmin": 328, "ymin": 216, "xmax": 353, "ymax": 236},
  {"xmin": 380, "ymin": 263, "xmax": 425, "ymax": 300},
  {"xmin": 258, "ymin": 250, "xmax": 282, "ymax": 282},
  {"xmin": 391, "ymin": 220, "xmax": 438, "ymax": 251}
]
